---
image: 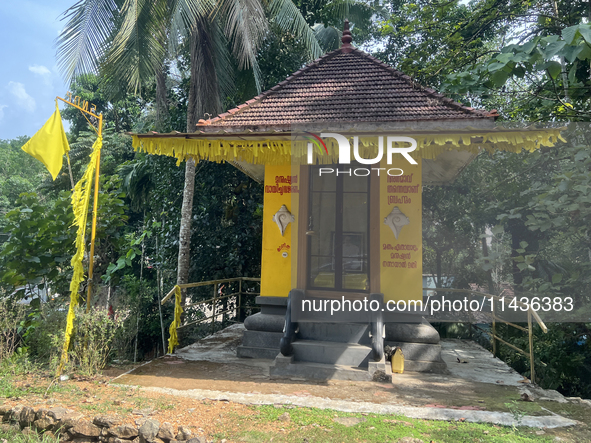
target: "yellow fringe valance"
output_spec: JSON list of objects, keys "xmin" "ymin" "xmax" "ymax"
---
[{"xmin": 132, "ymin": 129, "xmax": 566, "ymax": 166}]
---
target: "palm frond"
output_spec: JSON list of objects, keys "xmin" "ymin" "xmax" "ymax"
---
[
  {"xmin": 187, "ymin": 17, "xmax": 227, "ymax": 124},
  {"xmin": 209, "ymin": 18, "xmax": 236, "ymax": 100},
  {"xmin": 117, "ymin": 158, "xmax": 153, "ymax": 212},
  {"xmin": 55, "ymin": 0, "xmax": 119, "ymax": 83},
  {"xmin": 169, "ymin": 0, "xmax": 215, "ymax": 54},
  {"xmin": 313, "ymin": 24, "xmax": 340, "ymax": 52},
  {"xmin": 102, "ymin": 0, "xmax": 169, "ymax": 95},
  {"xmin": 266, "ymin": 0, "xmax": 322, "ymax": 60},
  {"xmin": 319, "ymin": 0, "xmax": 351, "ymax": 22},
  {"xmin": 219, "ymin": 0, "xmax": 268, "ymax": 92},
  {"xmin": 322, "ymin": 0, "xmax": 376, "ymax": 28}
]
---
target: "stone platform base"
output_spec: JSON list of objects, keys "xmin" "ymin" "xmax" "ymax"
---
[
  {"xmin": 236, "ymin": 297, "xmax": 287, "ymax": 359},
  {"xmin": 270, "ymin": 354, "xmax": 392, "ymax": 382},
  {"xmin": 237, "ymin": 296, "xmax": 447, "ymax": 375}
]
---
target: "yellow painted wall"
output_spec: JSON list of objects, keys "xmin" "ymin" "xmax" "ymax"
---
[
  {"xmin": 261, "ymin": 161, "xmax": 422, "ymax": 300},
  {"xmin": 379, "ymin": 158, "xmax": 423, "ymax": 302},
  {"xmin": 260, "ymin": 165, "xmax": 299, "ymax": 297}
]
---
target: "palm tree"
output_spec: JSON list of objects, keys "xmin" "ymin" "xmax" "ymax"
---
[{"xmin": 55, "ymin": 0, "xmax": 367, "ymax": 303}]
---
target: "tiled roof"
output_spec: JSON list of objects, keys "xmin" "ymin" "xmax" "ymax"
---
[{"xmin": 206, "ymin": 40, "xmax": 494, "ymax": 129}]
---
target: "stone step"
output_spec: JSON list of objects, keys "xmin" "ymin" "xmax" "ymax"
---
[
  {"xmin": 292, "ymin": 340, "xmax": 372, "ymax": 367},
  {"xmin": 385, "ymin": 342, "xmax": 443, "ymax": 362},
  {"xmin": 297, "ymin": 322, "xmax": 370, "ymax": 344},
  {"xmin": 270, "ymin": 360, "xmax": 373, "ymax": 381},
  {"xmin": 236, "ymin": 345, "xmax": 279, "ymax": 360},
  {"xmin": 241, "ymin": 330, "xmax": 283, "ymax": 349},
  {"xmin": 400, "ymin": 359, "xmax": 449, "ymax": 374}
]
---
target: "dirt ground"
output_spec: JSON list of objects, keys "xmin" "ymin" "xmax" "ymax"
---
[
  {"xmin": 2, "ymin": 370, "xmax": 258, "ymax": 439},
  {"xmin": 2, "ymin": 362, "xmax": 590, "ymax": 443},
  {"xmin": 3, "ymin": 326, "xmax": 590, "ymax": 442},
  {"xmin": 115, "ymin": 355, "xmax": 522, "ymax": 412}
]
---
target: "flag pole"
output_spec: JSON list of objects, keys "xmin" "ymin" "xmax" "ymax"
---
[
  {"xmin": 86, "ymin": 112, "xmax": 103, "ymax": 313},
  {"xmin": 56, "ymin": 94, "xmax": 103, "ymax": 312},
  {"xmin": 54, "ymin": 99, "xmax": 76, "ymax": 190},
  {"xmin": 65, "ymin": 153, "xmax": 75, "ymax": 190}
]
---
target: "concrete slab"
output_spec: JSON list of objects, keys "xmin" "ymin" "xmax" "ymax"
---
[
  {"xmin": 441, "ymin": 339, "xmax": 526, "ymax": 386},
  {"xmin": 176, "ymin": 325, "xmax": 528, "ymax": 388},
  {"xmin": 176, "ymin": 323, "xmax": 270, "ymax": 369}
]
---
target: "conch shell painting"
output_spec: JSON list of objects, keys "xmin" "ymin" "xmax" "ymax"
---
[
  {"xmin": 384, "ymin": 206, "xmax": 410, "ymax": 239},
  {"xmin": 272, "ymin": 205, "xmax": 295, "ymax": 236}
]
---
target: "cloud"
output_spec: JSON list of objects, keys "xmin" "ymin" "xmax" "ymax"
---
[
  {"xmin": 29, "ymin": 65, "xmax": 53, "ymax": 86},
  {"xmin": 7, "ymin": 82, "xmax": 36, "ymax": 112},
  {"xmin": 29, "ymin": 65, "xmax": 51, "ymax": 77},
  {"xmin": 0, "ymin": 105, "xmax": 6, "ymax": 121}
]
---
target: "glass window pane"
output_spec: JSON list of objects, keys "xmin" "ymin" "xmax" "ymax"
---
[
  {"xmin": 309, "ymin": 256, "xmax": 335, "ymax": 288},
  {"xmin": 343, "ymin": 172, "xmax": 368, "ymax": 193},
  {"xmin": 341, "ymin": 192, "xmax": 368, "ymax": 290},
  {"xmin": 312, "ymin": 167, "xmax": 336, "ymax": 192},
  {"xmin": 309, "ymin": 191, "xmax": 336, "ymax": 257}
]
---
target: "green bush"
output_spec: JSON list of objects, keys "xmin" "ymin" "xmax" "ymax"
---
[
  {"xmin": 25, "ymin": 303, "xmax": 66, "ymax": 362},
  {"xmin": 50, "ymin": 306, "xmax": 124, "ymax": 376},
  {"xmin": 0, "ymin": 299, "xmax": 26, "ymax": 361}
]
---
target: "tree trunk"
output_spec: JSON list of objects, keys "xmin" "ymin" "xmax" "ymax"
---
[
  {"xmin": 155, "ymin": 67, "xmax": 170, "ymax": 132},
  {"xmin": 176, "ymin": 20, "xmax": 222, "ymax": 307},
  {"xmin": 436, "ymin": 249, "xmax": 442, "ymax": 288},
  {"xmin": 481, "ymin": 233, "xmax": 495, "ymax": 294},
  {"xmin": 176, "ymin": 158, "xmax": 196, "ymax": 303}
]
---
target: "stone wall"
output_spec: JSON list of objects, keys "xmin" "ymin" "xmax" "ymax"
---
[{"xmin": 0, "ymin": 404, "xmax": 214, "ymax": 443}]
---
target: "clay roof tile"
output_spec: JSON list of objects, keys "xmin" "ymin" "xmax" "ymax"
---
[{"xmin": 205, "ymin": 37, "xmax": 490, "ymax": 128}]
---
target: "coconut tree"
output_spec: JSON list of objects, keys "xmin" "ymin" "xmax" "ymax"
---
[
  {"xmin": 55, "ymin": 0, "xmax": 373, "ymax": 303},
  {"xmin": 56, "ymin": 0, "xmax": 324, "ymax": 301}
]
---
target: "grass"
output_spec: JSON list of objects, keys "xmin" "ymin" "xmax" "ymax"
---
[
  {"xmin": 0, "ymin": 426, "xmax": 59, "ymax": 443},
  {"xmin": 215, "ymin": 405, "xmax": 556, "ymax": 443},
  {"xmin": 0, "ymin": 357, "xmax": 72, "ymax": 400}
]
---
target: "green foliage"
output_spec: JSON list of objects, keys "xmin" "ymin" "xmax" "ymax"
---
[
  {"xmin": 493, "ymin": 322, "xmax": 591, "ymax": 398},
  {"xmin": 375, "ymin": 0, "xmax": 522, "ymax": 86},
  {"xmin": 149, "ymin": 161, "xmax": 264, "ymax": 283},
  {"xmin": 45, "ymin": 128, "xmax": 136, "ymax": 197},
  {"xmin": 437, "ymin": 2, "xmax": 591, "ymax": 120},
  {"xmin": 49, "ymin": 307, "xmax": 125, "ymax": 376},
  {"xmin": 0, "ymin": 192, "xmax": 75, "ymax": 301},
  {"xmin": 0, "ymin": 427, "xmax": 60, "ymax": 443},
  {"xmin": 0, "ymin": 178, "xmax": 128, "ymax": 302},
  {"xmin": 59, "ymin": 75, "xmax": 144, "ymax": 137},
  {"xmin": 0, "ymin": 137, "xmax": 47, "ymax": 238},
  {"xmin": 0, "ymin": 299, "xmax": 27, "ymax": 361},
  {"xmin": 26, "ymin": 302, "xmax": 67, "ymax": 362}
]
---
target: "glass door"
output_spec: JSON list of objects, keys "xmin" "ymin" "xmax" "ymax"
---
[{"xmin": 307, "ymin": 166, "xmax": 370, "ymax": 291}]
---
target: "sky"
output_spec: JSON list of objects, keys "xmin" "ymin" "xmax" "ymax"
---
[{"xmin": 0, "ymin": 0, "xmax": 75, "ymax": 140}]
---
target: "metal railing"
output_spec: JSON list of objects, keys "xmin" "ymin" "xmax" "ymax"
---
[
  {"xmin": 424, "ymin": 288, "xmax": 548, "ymax": 384},
  {"xmin": 162, "ymin": 277, "xmax": 261, "ymax": 334}
]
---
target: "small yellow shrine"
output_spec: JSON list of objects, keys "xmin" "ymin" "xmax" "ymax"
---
[{"xmin": 132, "ymin": 22, "xmax": 563, "ymax": 377}]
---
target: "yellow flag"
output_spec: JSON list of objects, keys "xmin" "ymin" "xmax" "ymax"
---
[{"xmin": 21, "ymin": 102, "xmax": 69, "ymax": 180}]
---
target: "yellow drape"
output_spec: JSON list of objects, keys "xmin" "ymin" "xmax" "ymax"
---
[
  {"xmin": 57, "ymin": 136, "xmax": 102, "ymax": 375},
  {"xmin": 167, "ymin": 285, "xmax": 184, "ymax": 354}
]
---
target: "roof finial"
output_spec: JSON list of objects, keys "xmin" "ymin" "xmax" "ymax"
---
[{"xmin": 341, "ymin": 19, "xmax": 353, "ymax": 52}]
